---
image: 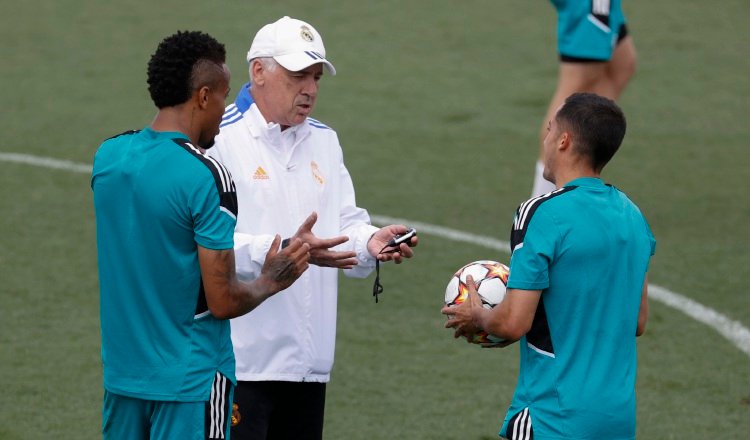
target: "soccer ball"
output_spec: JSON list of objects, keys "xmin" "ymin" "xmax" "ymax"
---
[{"xmin": 444, "ymin": 260, "xmax": 510, "ymax": 345}]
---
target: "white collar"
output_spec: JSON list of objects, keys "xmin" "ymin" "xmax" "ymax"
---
[{"xmin": 246, "ymin": 104, "xmax": 309, "ymax": 154}]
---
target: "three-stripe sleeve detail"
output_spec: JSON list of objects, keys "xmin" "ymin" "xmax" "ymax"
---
[
  {"xmin": 510, "ymin": 187, "xmax": 576, "ymax": 254},
  {"xmin": 509, "ymin": 188, "xmax": 576, "ymax": 357},
  {"xmin": 172, "ymin": 139, "xmax": 238, "ymax": 219}
]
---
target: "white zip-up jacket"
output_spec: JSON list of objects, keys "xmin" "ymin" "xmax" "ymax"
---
[{"xmin": 208, "ymin": 83, "xmax": 378, "ymax": 382}]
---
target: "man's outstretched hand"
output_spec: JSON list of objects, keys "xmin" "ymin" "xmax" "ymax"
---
[{"xmin": 292, "ymin": 212, "xmax": 359, "ymax": 269}]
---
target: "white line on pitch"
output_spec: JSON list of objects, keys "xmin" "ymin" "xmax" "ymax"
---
[
  {"xmin": 0, "ymin": 152, "xmax": 93, "ymax": 174},
  {"xmin": 2, "ymin": 152, "xmax": 749, "ymax": 358}
]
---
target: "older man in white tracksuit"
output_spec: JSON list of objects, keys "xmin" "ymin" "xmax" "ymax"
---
[{"xmin": 208, "ymin": 16, "xmax": 418, "ymax": 440}]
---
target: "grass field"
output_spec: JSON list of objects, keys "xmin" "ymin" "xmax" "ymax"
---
[{"xmin": 1, "ymin": 0, "xmax": 749, "ymax": 438}]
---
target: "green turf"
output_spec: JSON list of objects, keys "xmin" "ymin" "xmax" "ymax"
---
[{"xmin": 1, "ymin": 0, "xmax": 749, "ymax": 438}]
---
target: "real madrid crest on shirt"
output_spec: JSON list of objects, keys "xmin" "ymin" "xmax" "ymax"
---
[
  {"xmin": 311, "ymin": 161, "xmax": 325, "ymax": 185},
  {"xmin": 300, "ymin": 25, "xmax": 314, "ymax": 42},
  {"xmin": 231, "ymin": 403, "xmax": 241, "ymax": 426}
]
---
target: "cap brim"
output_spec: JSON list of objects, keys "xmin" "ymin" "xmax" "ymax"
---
[{"xmin": 274, "ymin": 52, "xmax": 337, "ymax": 76}]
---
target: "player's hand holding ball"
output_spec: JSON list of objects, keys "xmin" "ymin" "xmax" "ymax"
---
[{"xmin": 442, "ymin": 260, "xmax": 509, "ymax": 347}]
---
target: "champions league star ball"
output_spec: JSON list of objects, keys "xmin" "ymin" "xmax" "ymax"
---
[{"xmin": 444, "ymin": 260, "xmax": 510, "ymax": 345}]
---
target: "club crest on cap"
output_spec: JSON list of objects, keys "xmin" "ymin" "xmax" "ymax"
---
[{"xmin": 300, "ymin": 25, "xmax": 314, "ymax": 42}]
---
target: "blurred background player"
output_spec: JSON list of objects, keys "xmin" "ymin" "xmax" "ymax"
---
[
  {"xmin": 209, "ymin": 16, "xmax": 418, "ymax": 440},
  {"xmin": 532, "ymin": 0, "xmax": 636, "ymax": 196},
  {"xmin": 92, "ymin": 31, "xmax": 310, "ymax": 440},
  {"xmin": 445, "ymin": 93, "xmax": 655, "ymax": 439}
]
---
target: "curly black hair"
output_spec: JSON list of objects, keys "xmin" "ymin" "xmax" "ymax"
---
[{"xmin": 147, "ymin": 31, "xmax": 226, "ymax": 109}]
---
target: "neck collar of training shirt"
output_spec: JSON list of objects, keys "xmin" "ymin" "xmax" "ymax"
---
[
  {"xmin": 234, "ymin": 83, "xmax": 254, "ymax": 114},
  {"xmin": 143, "ymin": 126, "xmax": 189, "ymax": 141},
  {"xmin": 563, "ymin": 176, "xmax": 605, "ymax": 188},
  {"xmin": 247, "ymin": 104, "xmax": 302, "ymax": 147}
]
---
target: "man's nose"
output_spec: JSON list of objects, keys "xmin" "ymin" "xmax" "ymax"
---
[{"xmin": 301, "ymin": 76, "xmax": 318, "ymax": 96}]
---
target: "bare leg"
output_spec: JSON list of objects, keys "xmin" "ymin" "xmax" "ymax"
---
[
  {"xmin": 532, "ymin": 62, "xmax": 607, "ymax": 196},
  {"xmin": 602, "ymin": 36, "xmax": 637, "ymax": 100},
  {"xmin": 532, "ymin": 38, "xmax": 636, "ymax": 197}
]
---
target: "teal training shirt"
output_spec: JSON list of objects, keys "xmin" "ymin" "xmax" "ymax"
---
[
  {"xmin": 502, "ymin": 178, "xmax": 656, "ymax": 440},
  {"xmin": 92, "ymin": 127, "xmax": 238, "ymax": 401}
]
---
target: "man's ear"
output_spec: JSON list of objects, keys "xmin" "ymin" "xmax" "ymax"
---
[
  {"xmin": 196, "ymin": 86, "xmax": 210, "ymax": 109},
  {"xmin": 558, "ymin": 131, "xmax": 572, "ymax": 152},
  {"xmin": 250, "ymin": 60, "xmax": 265, "ymax": 86}
]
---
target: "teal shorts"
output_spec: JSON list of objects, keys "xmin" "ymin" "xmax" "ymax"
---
[
  {"xmin": 551, "ymin": 0, "xmax": 628, "ymax": 61},
  {"xmin": 103, "ymin": 373, "xmax": 234, "ymax": 440}
]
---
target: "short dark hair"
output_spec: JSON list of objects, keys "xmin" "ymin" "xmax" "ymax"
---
[
  {"xmin": 556, "ymin": 93, "xmax": 627, "ymax": 172},
  {"xmin": 147, "ymin": 31, "xmax": 226, "ymax": 109}
]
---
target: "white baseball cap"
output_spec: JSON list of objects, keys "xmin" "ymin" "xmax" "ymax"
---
[{"xmin": 246, "ymin": 16, "xmax": 336, "ymax": 76}]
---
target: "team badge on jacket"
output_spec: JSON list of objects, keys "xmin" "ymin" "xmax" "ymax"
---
[{"xmin": 311, "ymin": 161, "xmax": 325, "ymax": 185}]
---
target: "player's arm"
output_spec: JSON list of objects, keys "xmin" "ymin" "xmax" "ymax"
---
[
  {"xmin": 442, "ymin": 276, "xmax": 541, "ymax": 343},
  {"xmin": 198, "ymin": 235, "xmax": 310, "ymax": 319},
  {"xmin": 478, "ymin": 287, "xmax": 542, "ymax": 342},
  {"xmin": 636, "ymin": 276, "xmax": 649, "ymax": 336}
]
